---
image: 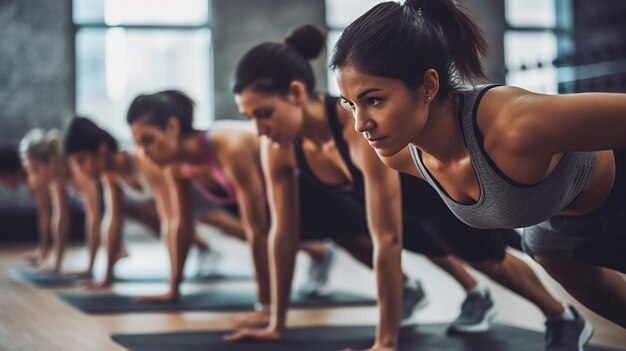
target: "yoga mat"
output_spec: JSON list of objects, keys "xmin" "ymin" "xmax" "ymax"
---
[
  {"xmin": 10, "ymin": 268, "xmax": 90, "ymax": 287},
  {"xmin": 58, "ymin": 289, "xmax": 375, "ymax": 314},
  {"xmin": 112, "ymin": 324, "xmax": 618, "ymax": 351},
  {"xmin": 112, "ymin": 270, "xmax": 252, "ymax": 283}
]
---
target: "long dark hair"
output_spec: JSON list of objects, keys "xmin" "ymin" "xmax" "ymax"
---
[
  {"xmin": 64, "ymin": 117, "xmax": 118, "ymax": 155},
  {"xmin": 126, "ymin": 90, "xmax": 195, "ymax": 136},
  {"xmin": 233, "ymin": 25, "xmax": 326, "ymax": 97},
  {"xmin": 330, "ymin": 0, "xmax": 488, "ymax": 97}
]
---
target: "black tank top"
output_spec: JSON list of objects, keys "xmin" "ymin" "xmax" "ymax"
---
[{"xmin": 294, "ymin": 95, "xmax": 452, "ymax": 220}]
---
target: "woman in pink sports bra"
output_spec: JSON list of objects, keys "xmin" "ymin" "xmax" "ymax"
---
[
  {"xmin": 63, "ymin": 116, "xmax": 236, "ymax": 290},
  {"xmin": 126, "ymin": 90, "xmax": 332, "ymax": 308}
]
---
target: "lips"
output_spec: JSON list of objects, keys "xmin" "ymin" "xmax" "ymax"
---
[{"xmin": 367, "ymin": 135, "xmax": 387, "ymax": 148}]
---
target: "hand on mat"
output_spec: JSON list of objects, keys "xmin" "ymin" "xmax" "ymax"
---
[
  {"xmin": 223, "ymin": 328, "xmax": 281, "ymax": 342},
  {"xmin": 82, "ymin": 278, "xmax": 112, "ymax": 290},
  {"xmin": 64, "ymin": 270, "xmax": 93, "ymax": 279},
  {"xmin": 229, "ymin": 311, "xmax": 271, "ymax": 328},
  {"xmin": 340, "ymin": 344, "xmax": 397, "ymax": 351},
  {"xmin": 36, "ymin": 264, "xmax": 58, "ymax": 274},
  {"xmin": 22, "ymin": 252, "xmax": 44, "ymax": 267},
  {"xmin": 136, "ymin": 292, "xmax": 179, "ymax": 303}
]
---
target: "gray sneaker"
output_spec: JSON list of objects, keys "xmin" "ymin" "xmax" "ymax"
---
[
  {"xmin": 545, "ymin": 306, "xmax": 594, "ymax": 351},
  {"xmin": 401, "ymin": 280, "xmax": 429, "ymax": 322},
  {"xmin": 300, "ymin": 242, "xmax": 335, "ymax": 295},
  {"xmin": 448, "ymin": 290, "xmax": 497, "ymax": 333}
]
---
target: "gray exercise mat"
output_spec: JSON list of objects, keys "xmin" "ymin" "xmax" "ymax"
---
[
  {"xmin": 112, "ymin": 270, "xmax": 252, "ymax": 283},
  {"xmin": 58, "ymin": 289, "xmax": 376, "ymax": 314},
  {"xmin": 10, "ymin": 268, "xmax": 91, "ymax": 287},
  {"xmin": 111, "ymin": 324, "xmax": 618, "ymax": 351}
]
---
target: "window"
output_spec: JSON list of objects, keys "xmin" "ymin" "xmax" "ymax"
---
[
  {"xmin": 504, "ymin": 0, "xmax": 571, "ymax": 94},
  {"xmin": 325, "ymin": 0, "xmax": 382, "ymax": 95},
  {"xmin": 73, "ymin": 0, "xmax": 212, "ymax": 142}
]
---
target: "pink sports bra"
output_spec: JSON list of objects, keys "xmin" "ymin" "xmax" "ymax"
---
[{"xmin": 182, "ymin": 131, "xmax": 237, "ymax": 205}]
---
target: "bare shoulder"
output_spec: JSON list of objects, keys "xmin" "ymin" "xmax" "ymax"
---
[
  {"xmin": 477, "ymin": 85, "xmax": 550, "ymax": 155},
  {"xmin": 211, "ymin": 120, "xmax": 259, "ymax": 160}
]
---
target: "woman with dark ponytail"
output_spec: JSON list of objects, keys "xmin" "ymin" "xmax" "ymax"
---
[
  {"xmin": 226, "ymin": 24, "xmax": 570, "ymax": 351},
  {"xmin": 333, "ymin": 0, "xmax": 626, "ymax": 348}
]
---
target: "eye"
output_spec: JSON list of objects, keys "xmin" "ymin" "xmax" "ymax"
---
[
  {"xmin": 341, "ymin": 99, "xmax": 355, "ymax": 110},
  {"xmin": 255, "ymin": 108, "xmax": 274, "ymax": 119},
  {"xmin": 366, "ymin": 97, "xmax": 382, "ymax": 107}
]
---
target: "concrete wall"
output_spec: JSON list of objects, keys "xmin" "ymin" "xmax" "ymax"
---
[
  {"xmin": 212, "ymin": 0, "xmax": 327, "ymax": 119},
  {"xmin": 465, "ymin": 0, "xmax": 507, "ymax": 84},
  {"xmin": 0, "ymin": 0, "xmax": 74, "ymax": 145}
]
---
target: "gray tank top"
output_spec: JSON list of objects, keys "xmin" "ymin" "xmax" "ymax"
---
[{"xmin": 408, "ymin": 84, "xmax": 596, "ymax": 229}]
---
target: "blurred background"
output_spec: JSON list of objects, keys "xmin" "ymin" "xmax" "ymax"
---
[{"xmin": 1, "ymin": 0, "xmax": 626, "ymax": 239}]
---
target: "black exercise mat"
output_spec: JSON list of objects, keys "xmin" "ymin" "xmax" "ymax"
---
[
  {"xmin": 10, "ymin": 268, "xmax": 91, "ymax": 287},
  {"xmin": 58, "ymin": 290, "xmax": 375, "ymax": 314},
  {"xmin": 112, "ymin": 324, "xmax": 618, "ymax": 351},
  {"xmin": 112, "ymin": 270, "xmax": 252, "ymax": 283}
]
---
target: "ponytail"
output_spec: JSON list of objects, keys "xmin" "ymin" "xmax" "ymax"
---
[{"xmin": 331, "ymin": 0, "xmax": 488, "ymax": 96}]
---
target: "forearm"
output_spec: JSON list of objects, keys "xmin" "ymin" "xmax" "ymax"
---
[
  {"xmin": 373, "ymin": 240, "xmax": 404, "ymax": 348},
  {"xmin": 247, "ymin": 227, "xmax": 271, "ymax": 305},
  {"xmin": 167, "ymin": 220, "xmax": 194, "ymax": 296},
  {"xmin": 101, "ymin": 213, "xmax": 122, "ymax": 280},
  {"xmin": 50, "ymin": 199, "xmax": 69, "ymax": 272},
  {"xmin": 85, "ymin": 215, "xmax": 100, "ymax": 273},
  {"xmin": 268, "ymin": 229, "xmax": 298, "ymax": 332},
  {"xmin": 36, "ymin": 207, "xmax": 51, "ymax": 255}
]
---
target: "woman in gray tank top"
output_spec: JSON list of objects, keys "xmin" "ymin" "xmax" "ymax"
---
[{"xmin": 331, "ymin": 0, "xmax": 626, "ymax": 348}]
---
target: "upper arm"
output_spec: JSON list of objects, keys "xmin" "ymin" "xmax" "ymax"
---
[
  {"xmin": 259, "ymin": 137, "xmax": 299, "ymax": 236},
  {"xmin": 48, "ymin": 179, "xmax": 68, "ymax": 214},
  {"xmin": 489, "ymin": 88, "xmax": 626, "ymax": 154},
  {"xmin": 223, "ymin": 144, "xmax": 269, "ymax": 234},
  {"xmin": 165, "ymin": 166, "xmax": 192, "ymax": 226},
  {"xmin": 349, "ymin": 134, "xmax": 403, "ymax": 245},
  {"xmin": 100, "ymin": 173, "xmax": 122, "ymax": 219}
]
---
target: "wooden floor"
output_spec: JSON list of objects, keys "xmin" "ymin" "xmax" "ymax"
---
[{"xmin": 0, "ymin": 226, "xmax": 624, "ymax": 351}]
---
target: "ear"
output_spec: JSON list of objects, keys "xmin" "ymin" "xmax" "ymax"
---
[
  {"xmin": 422, "ymin": 69, "xmax": 440, "ymax": 103},
  {"xmin": 287, "ymin": 81, "xmax": 307, "ymax": 105},
  {"xmin": 166, "ymin": 116, "xmax": 181, "ymax": 137}
]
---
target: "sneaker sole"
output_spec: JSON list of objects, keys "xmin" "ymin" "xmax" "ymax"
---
[
  {"xmin": 578, "ymin": 319, "xmax": 594, "ymax": 351},
  {"xmin": 448, "ymin": 305, "xmax": 498, "ymax": 333}
]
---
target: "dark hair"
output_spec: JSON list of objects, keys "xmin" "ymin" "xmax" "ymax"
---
[
  {"xmin": 233, "ymin": 25, "xmax": 326, "ymax": 96},
  {"xmin": 330, "ymin": 0, "xmax": 488, "ymax": 97},
  {"xmin": 0, "ymin": 145, "xmax": 21, "ymax": 174},
  {"xmin": 64, "ymin": 116, "xmax": 118, "ymax": 155},
  {"xmin": 126, "ymin": 90, "xmax": 195, "ymax": 136}
]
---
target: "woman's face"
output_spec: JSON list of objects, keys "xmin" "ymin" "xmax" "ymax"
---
[
  {"xmin": 68, "ymin": 151, "xmax": 99, "ymax": 181},
  {"xmin": 235, "ymin": 89, "xmax": 304, "ymax": 147},
  {"xmin": 337, "ymin": 65, "xmax": 428, "ymax": 157},
  {"xmin": 22, "ymin": 156, "xmax": 49, "ymax": 190},
  {"xmin": 130, "ymin": 120, "xmax": 179, "ymax": 165}
]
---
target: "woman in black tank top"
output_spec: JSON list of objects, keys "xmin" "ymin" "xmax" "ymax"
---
[{"xmin": 330, "ymin": 0, "xmax": 626, "ymax": 336}]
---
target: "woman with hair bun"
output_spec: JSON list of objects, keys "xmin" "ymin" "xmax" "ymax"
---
[
  {"xmin": 332, "ymin": 0, "xmax": 626, "ymax": 349},
  {"xmin": 125, "ymin": 89, "xmax": 336, "ymax": 308},
  {"xmin": 225, "ymin": 24, "xmax": 569, "ymax": 351}
]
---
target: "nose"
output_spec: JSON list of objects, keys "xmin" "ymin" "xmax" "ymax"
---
[
  {"xmin": 255, "ymin": 120, "xmax": 269, "ymax": 136},
  {"xmin": 354, "ymin": 110, "xmax": 375, "ymax": 134}
]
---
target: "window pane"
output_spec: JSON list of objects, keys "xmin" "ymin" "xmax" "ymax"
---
[
  {"xmin": 76, "ymin": 28, "xmax": 212, "ymax": 142},
  {"xmin": 326, "ymin": 0, "xmax": 383, "ymax": 28},
  {"xmin": 505, "ymin": 31, "xmax": 558, "ymax": 93},
  {"xmin": 505, "ymin": 0, "xmax": 556, "ymax": 27},
  {"xmin": 73, "ymin": 0, "xmax": 209, "ymax": 25}
]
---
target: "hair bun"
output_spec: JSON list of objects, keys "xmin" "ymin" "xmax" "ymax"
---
[{"xmin": 284, "ymin": 25, "xmax": 326, "ymax": 60}]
